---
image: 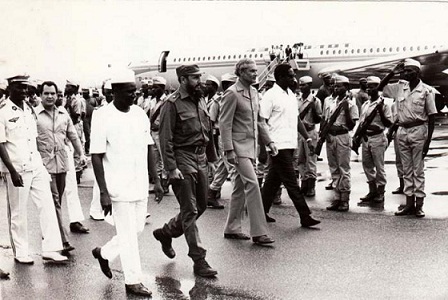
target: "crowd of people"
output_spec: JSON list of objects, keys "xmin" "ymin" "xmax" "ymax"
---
[{"xmin": 0, "ymin": 56, "xmax": 436, "ymax": 297}]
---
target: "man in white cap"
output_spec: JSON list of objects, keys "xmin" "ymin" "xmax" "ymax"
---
[
  {"xmin": 207, "ymin": 73, "xmax": 237, "ymax": 208},
  {"xmin": 204, "ymin": 75, "xmax": 220, "ymax": 189},
  {"xmin": 324, "ymin": 75, "xmax": 359, "ymax": 212},
  {"xmin": 297, "ymin": 75, "xmax": 322, "ymax": 197},
  {"xmin": 136, "ymin": 79, "xmax": 153, "ymax": 114},
  {"xmin": 90, "ymin": 68, "xmax": 163, "ymax": 296},
  {"xmin": 260, "ymin": 64, "xmax": 320, "ymax": 228},
  {"xmin": 355, "ymin": 76, "xmax": 393, "ymax": 206},
  {"xmin": 379, "ymin": 59, "xmax": 437, "ymax": 218},
  {"xmin": 148, "ymin": 76, "xmax": 169, "ymax": 196},
  {"xmin": 316, "ymin": 72, "xmax": 333, "ymax": 108},
  {"xmin": 0, "ymin": 74, "xmax": 67, "ymax": 263}
]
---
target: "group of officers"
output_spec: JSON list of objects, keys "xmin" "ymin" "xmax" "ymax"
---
[{"xmin": 0, "ymin": 56, "xmax": 437, "ymax": 297}]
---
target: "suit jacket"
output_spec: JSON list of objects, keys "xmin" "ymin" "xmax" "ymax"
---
[{"xmin": 219, "ymin": 79, "xmax": 272, "ymax": 159}]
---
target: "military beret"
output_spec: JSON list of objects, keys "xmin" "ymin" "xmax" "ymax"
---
[
  {"xmin": 110, "ymin": 69, "xmax": 135, "ymax": 84},
  {"xmin": 221, "ymin": 73, "xmax": 237, "ymax": 83},
  {"xmin": 7, "ymin": 74, "xmax": 30, "ymax": 85},
  {"xmin": 359, "ymin": 77, "xmax": 367, "ymax": 83},
  {"xmin": 176, "ymin": 64, "xmax": 202, "ymax": 77},
  {"xmin": 334, "ymin": 75, "xmax": 349, "ymax": 84},
  {"xmin": 319, "ymin": 72, "xmax": 332, "ymax": 79}
]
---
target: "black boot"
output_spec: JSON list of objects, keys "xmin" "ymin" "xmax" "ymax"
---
[
  {"xmin": 395, "ymin": 195, "xmax": 415, "ymax": 216},
  {"xmin": 358, "ymin": 182, "xmax": 378, "ymax": 205},
  {"xmin": 392, "ymin": 178, "xmax": 404, "ymax": 194},
  {"xmin": 161, "ymin": 175, "xmax": 170, "ymax": 194},
  {"xmin": 301, "ymin": 179, "xmax": 308, "ymax": 194},
  {"xmin": 415, "ymin": 197, "xmax": 425, "ymax": 218},
  {"xmin": 326, "ymin": 191, "xmax": 341, "ymax": 211},
  {"xmin": 306, "ymin": 178, "xmax": 316, "ymax": 197},
  {"xmin": 373, "ymin": 185, "xmax": 385, "ymax": 203},
  {"xmin": 207, "ymin": 189, "xmax": 224, "ymax": 209}
]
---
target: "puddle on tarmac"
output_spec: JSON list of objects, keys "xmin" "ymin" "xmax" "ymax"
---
[{"xmin": 155, "ymin": 276, "xmax": 268, "ymax": 300}]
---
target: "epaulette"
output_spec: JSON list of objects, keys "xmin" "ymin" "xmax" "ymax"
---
[{"xmin": 166, "ymin": 91, "xmax": 180, "ymax": 103}]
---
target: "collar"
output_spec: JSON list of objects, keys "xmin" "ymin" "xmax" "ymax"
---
[
  {"xmin": 178, "ymin": 87, "xmax": 190, "ymax": 100},
  {"xmin": 35, "ymin": 103, "xmax": 63, "ymax": 115},
  {"xmin": 235, "ymin": 79, "xmax": 255, "ymax": 100},
  {"xmin": 403, "ymin": 79, "xmax": 423, "ymax": 93}
]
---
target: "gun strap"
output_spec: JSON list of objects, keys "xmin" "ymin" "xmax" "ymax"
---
[{"xmin": 299, "ymin": 99, "xmax": 314, "ymax": 120}]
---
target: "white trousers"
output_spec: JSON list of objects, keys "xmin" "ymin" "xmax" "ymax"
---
[
  {"xmin": 6, "ymin": 166, "xmax": 63, "ymax": 257},
  {"xmin": 89, "ymin": 179, "xmax": 102, "ymax": 217},
  {"xmin": 63, "ymin": 145, "xmax": 85, "ymax": 223},
  {"xmin": 100, "ymin": 198, "xmax": 147, "ymax": 284}
]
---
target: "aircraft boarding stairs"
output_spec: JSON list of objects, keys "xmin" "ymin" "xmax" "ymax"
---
[{"xmin": 258, "ymin": 57, "xmax": 310, "ymax": 90}]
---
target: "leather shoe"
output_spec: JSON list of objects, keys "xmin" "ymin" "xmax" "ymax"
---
[
  {"xmin": 0, "ymin": 268, "xmax": 9, "ymax": 279},
  {"xmin": 265, "ymin": 214, "xmax": 276, "ymax": 223},
  {"xmin": 153, "ymin": 229, "xmax": 176, "ymax": 259},
  {"xmin": 14, "ymin": 256, "xmax": 34, "ymax": 264},
  {"xmin": 252, "ymin": 235, "xmax": 275, "ymax": 245},
  {"xmin": 70, "ymin": 222, "xmax": 89, "ymax": 234},
  {"xmin": 207, "ymin": 198, "xmax": 224, "ymax": 209},
  {"xmin": 300, "ymin": 216, "xmax": 321, "ymax": 227},
  {"xmin": 125, "ymin": 283, "xmax": 152, "ymax": 296},
  {"xmin": 224, "ymin": 233, "xmax": 250, "ymax": 240},
  {"xmin": 92, "ymin": 247, "xmax": 112, "ymax": 278},
  {"xmin": 395, "ymin": 206, "xmax": 415, "ymax": 216},
  {"xmin": 61, "ymin": 242, "xmax": 75, "ymax": 256},
  {"xmin": 42, "ymin": 251, "xmax": 68, "ymax": 263},
  {"xmin": 193, "ymin": 259, "xmax": 218, "ymax": 277},
  {"xmin": 326, "ymin": 201, "xmax": 340, "ymax": 211}
]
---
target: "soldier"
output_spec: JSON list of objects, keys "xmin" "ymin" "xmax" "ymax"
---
[
  {"xmin": 355, "ymin": 76, "xmax": 393, "ymax": 206},
  {"xmin": 204, "ymin": 75, "xmax": 220, "ymax": 185},
  {"xmin": 380, "ymin": 59, "xmax": 437, "ymax": 218},
  {"xmin": 0, "ymin": 74, "xmax": 67, "ymax": 263},
  {"xmin": 297, "ymin": 76, "xmax": 322, "ymax": 197},
  {"xmin": 153, "ymin": 64, "xmax": 218, "ymax": 277},
  {"xmin": 219, "ymin": 58, "xmax": 275, "ymax": 245},
  {"xmin": 324, "ymin": 75, "xmax": 359, "ymax": 212},
  {"xmin": 148, "ymin": 76, "xmax": 169, "ymax": 197},
  {"xmin": 207, "ymin": 73, "xmax": 237, "ymax": 208},
  {"xmin": 354, "ymin": 78, "xmax": 369, "ymax": 113},
  {"xmin": 260, "ymin": 65, "xmax": 320, "ymax": 227},
  {"xmin": 316, "ymin": 72, "xmax": 332, "ymax": 109},
  {"xmin": 135, "ymin": 79, "xmax": 153, "ymax": 114}
]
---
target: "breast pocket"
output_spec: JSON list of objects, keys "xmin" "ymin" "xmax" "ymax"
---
[
  {"xmin": 412, "ymin": 96, "xmax": 425, "ymax": 114},
  {"xmin": 178, "ymin": 110, "xmax": 198, "ymax": 135},
  {"xmin": 6, "ymin": 121, "xmax": 22, "ymax": 139}
]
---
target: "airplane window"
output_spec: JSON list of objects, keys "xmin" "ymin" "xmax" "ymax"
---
[
  {"xmin": 249, "ymin": 54, "xmax": 252, "ymax": 58},
  {"xmin": 335, "ymin": 44, "xmax": 339, "ymax": 48},
  {"xmin": 410, "ymin": 47, "xmax": 413, "ymax": 51},
  {"xmin": 183, "ymin": 58, "xmax": 186, "ymax": 61},
  {"xmin": 213, "ymin": 56, "xmax": 215, "ymax": 59},
  {"xmin": 377, "ymin": 48, "xmax": 380, "ymax": 52},
  {"xmin": 208, "ymin": 57, "xmax": 210, "ymax": 60},
  {"xmin": 255, "ymin": 54, "xmax": 257, "ymax": 58},
  {"xmin": 193, "ymin": 57, "xmax": 195, "ymax": 61},
  {"xmin": 320, "ymin": 51, "xmax": 323, "ymax": 55},
  {"xmin": 188, "ymin": 58, "xmax": 191, "ymax": 61},
  {"xmin": 260, "ymin": 54, "xmax": 263, "ymax": 57},
  {"xmin": 244, "ymin": 54, "xmax": 247, "ymax": 58},
  {"xmin": 345, "ymin": 43, "xmax": 350, "ymax": 47},
  {"xmin": 345, "ymin": 50, "xmax": 347, "ymax": 54},
  {"xmin": 417, "ymin": 46, "xmax": 420, "ymax": 51},
  {"xmin": 363, "ymin": 49, "xmax": 366, "ymax": 53},
  {"xmin": 239, "ymin": 55, "xmax": 241, "ymax": 58},
  {"xmin": 389, "ymin": 47, "xmax": 392, "ymax": 52},
  {"xmin": 351, "ymin": 49, "xmax": 354, "ymax": 54},
  {"xmin": 403, "ymin": 47, "xmax": 406, "ymax": 51},
  {"xmin": 370, "ymin": 48, "xmax": 373, "ymax": 53},
  {"xmin": 333, "ymin": 50, "xmax": 336, "ymax": 54},
  {"xmin": 383, "ymin": 48, "xmax": 386, "ymax": 52},
  {"xmin": 320, "ymin": 45, "xmax": 324, "ymax": 49},
  {"xmin": 326, "ymin": 50, "xmax": 329, "ymax": 55},
  {"xmin": 357, "ymin": 49, "xmax": 360, "ymax": 53},
  {"xmin": 396, "ymin": 47, "xmax": 399, "ymax": 52},
  {"xmin": 173, "ymin": 58, "xmax": 176, "ymax": 62},
  {"xmin": 338, "ymin": 50, "xmax": 341, "ymax": 54},
  {"xmin": 228, "ymin": 55, "xmax": 231, "ymax": 59}
]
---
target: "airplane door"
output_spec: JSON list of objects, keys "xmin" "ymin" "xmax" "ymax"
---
[{"xmin": 158, "ymin": 51, "xmax": 170, "ymax": 73}]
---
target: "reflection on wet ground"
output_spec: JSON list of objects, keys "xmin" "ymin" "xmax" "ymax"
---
[{"xmin": 155, "ymin": 276, "xmax": 266, "ymax": 300}]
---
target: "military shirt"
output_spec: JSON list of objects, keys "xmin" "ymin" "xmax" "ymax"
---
[
  {"xmin": 0, "ymin": 99, "xmax": 43, "ymax": 173},
  {"xmin": 159, "ymin": 89, "xmax": 210, "ymax": 172},
  {"xmin": 298, "ymin": 93, "xmax": 322, "ymax": 127},
  {"xmin": 359, "ymin": 97, "xmax": 393, "ymax": 131},
  {"xmin": 383, "ymin": 80, "xmax": 437, "ymax": 123},
  {"xmin": 35, "ymin": 104, "xmax": 79, "ymax": 174},
  {"xmin": 324, "ymin": 93, "xmax": 359, "ymax": 129}
]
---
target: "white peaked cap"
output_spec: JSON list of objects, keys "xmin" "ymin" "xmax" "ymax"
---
[
  {"xmin": 334, "ymin": 75, "xmax": 349, "ymax": 84},
  {"xmin": 103, "ymin": 79, "xmax": 112, "ymax": 89},
  {"xmin": 366, "ymin": 76, "xmax": 381, "ymax": 84},
  {"xmin": 404, "ymin": 58, "xmax": 421, "ymax": 70},
  {"xmin": 299, "ymin": 76, "xmax": 312, "ymax": 84},
  {"xmin": 110, "ymin": 69, "xmax": 135, "ymax": 84},
  {"xmin": 152, "ymin": 76, "xmax": 167, "ymax": 85}
]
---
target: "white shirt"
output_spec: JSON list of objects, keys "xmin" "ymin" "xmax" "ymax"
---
[
  {"xmin": 0, "ymin": 99, "xmax": 43, "ymax": 173},
  {"xmin": 259, "ymin": 83, "xmax": 298, "ymax": 149},
  {"xmin": 90, "ymin": 103, "xmax": 154, "ymax": 202}
]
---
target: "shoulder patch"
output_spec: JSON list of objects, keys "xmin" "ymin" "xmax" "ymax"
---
[
  {"xmin": 0, "ymin": 102, "xmax": 6, "ymax": 109},
  {"xmin": 167, "ymin": 92, "xmax": 180, "ymax": 103}
]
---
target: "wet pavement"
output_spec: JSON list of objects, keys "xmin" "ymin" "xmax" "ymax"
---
[{"xmin": 1, "ymin": 116, "xmax": 448, "ymax": 299}]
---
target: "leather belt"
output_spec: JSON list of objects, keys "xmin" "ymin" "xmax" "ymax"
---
[
  {"xmin": 365, "ymin": 130, "xmax": 383, "ymax": 137},
  {"xmin": 175, "ymin": 145, "xmax": 206, "ymax": 154},
  {"xmin": 399, "ymin": 120, "xmax": 425, "ymax": 129}
]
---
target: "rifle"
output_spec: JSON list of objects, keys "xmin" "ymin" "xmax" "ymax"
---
[
  {"xmin": 351, "ymin": 100, "xmax": 382, "ymax": 155},
  {"xmin": 314, "ymin": 98, "xmax": 348, "ymax": 156},
  {"xmin": 299, "ymin": 100, "xmax": 314, "ymax": 120},
  {"xmin": 386, "ymin": 120, "xmax": 399, "ymax": 148}
]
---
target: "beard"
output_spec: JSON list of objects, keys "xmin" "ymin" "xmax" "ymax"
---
[{"xmin": 186, "ymin": 83, "xmax": 203, "ymax": 100}]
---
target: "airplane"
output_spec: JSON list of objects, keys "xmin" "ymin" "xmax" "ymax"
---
[{"xmin": 128, "ymin": 42, "xmax": 448, "ymax": 111}]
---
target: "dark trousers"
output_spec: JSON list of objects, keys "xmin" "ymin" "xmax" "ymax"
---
[
  {"xmin": 50, "ymin": 173, "xmax": 68, "ymax": 244},
  {"xmin": 162, "ymin": 167, "xmax": 208, "ymax": 261},
  {"xmin": 262, "ymin": 149, "xmax": 311, "ymax": 218}
]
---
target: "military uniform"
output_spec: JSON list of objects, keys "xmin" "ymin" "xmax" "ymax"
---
[
  {"xmin": 297, "ymin": 92, "xmax": 322, "ymax": 195},
  {"xmin": 383, "ymin": 79, "xmax": 437, "ymax": 210},
  {"xmin": 158, "ymin": 88, "xmax": 212, "ymax": 262},
  {"xmin": 358, "ymin": 95, "xmax": 393, "ymax": 203}
]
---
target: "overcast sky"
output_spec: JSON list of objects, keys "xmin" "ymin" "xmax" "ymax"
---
[{"xmin": 1, "ymin": 0, "xmax": 447, "ymax": 87}]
